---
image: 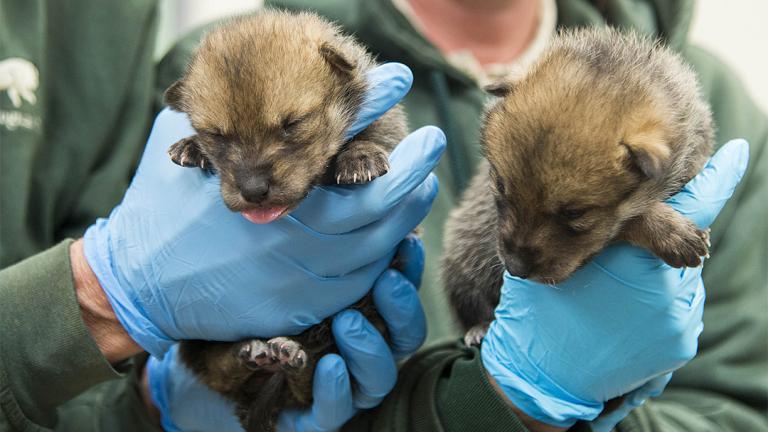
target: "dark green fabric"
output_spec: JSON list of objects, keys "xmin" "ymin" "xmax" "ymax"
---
[
  {"xmin": 0, "ymin": 0, "xmax": 157, "ymax": 267},
  {"xmin": 344, "ymin": 341, "xmax": 529, "ymax": 432},
  {"xmin": 0, "ymin": 0, "xmax": 765, "ymax": 431},
  {"xmin": 0, "ymin": 240, "xmax": 120, "ymax": 430},
  {"xmin": 0, "ymin": 0, "xmax": 163, "ymax": 430},
  {"xmin": 54, "ymin": 354, "xmax": 158, "ymax": 432}
]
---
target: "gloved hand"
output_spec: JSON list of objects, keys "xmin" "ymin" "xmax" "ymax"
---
[
  {"xmin": 147, "ymin": 236, "xmax": 427, "ymax": 432},
  {"xmin": 83, "ymin": 63, "xmax": 445, "ymax": 356},
  {"xmin": 589, "ymin": 373, "xmax": 671, "ymax": 431},
  {"xmin": 481, "ymin": 139, "xmax": 750, "ymax": 430}
]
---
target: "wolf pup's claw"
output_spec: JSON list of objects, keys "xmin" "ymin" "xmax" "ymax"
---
[
  {"xmin": 238, "ymin": 339, "xmax": 278, "ymax": 370},
  {"xmin": 333, "ymin": 142, "xmax": 390, "ymax": 185},
  {"xmin": 655, "ymin": 221, "xmax": 710, "ymax": 268},
  {"xmin": 267, "ymin": 337, "xmax": 308, "ymax": 370},
  {"xmin": 168, "ymin": 136, "xmax": 210, "ymax": 169},
  {"xmin": 463, "ymin": 322, "xmax": 490, "ymax": 347}
]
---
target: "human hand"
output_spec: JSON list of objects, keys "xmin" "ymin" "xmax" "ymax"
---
[
  {"xmin": 83, "ymin": 64, "xmax": 445, "ymax": 356},
  {"xmin": 481, "ymin": 140, "xmax": 749, "ymax": 430},
  {"xmin": 146, "ymin": 237, "xmax": 427, "ymax": 431}
]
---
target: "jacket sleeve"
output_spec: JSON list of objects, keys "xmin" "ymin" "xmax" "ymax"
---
[
  {"xmin": 344, "ymin": 342, "xmax": 601, "ymax": 432},
  {"xmin": 614, "ymin": 45, "xmax": 768, "ymax": 432},
  {"xmin": 0, "ymin": 241, "xmax": 125, "ymax": 430},
  {"xmin": 342, "ymin": 341, "xmax": 530, "ymax": 432}
]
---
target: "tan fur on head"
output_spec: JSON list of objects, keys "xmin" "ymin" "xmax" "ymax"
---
[
  {"xmin": 165, "ymin": 10, "xmax": 375, "ymax": 212},
  {"xmin": 473, "ymin": 27, "xmax": 712, "ymax": 283},
  {"xmin": 621, "ymin": 117, "xmax": 671, "ymax": 180}
]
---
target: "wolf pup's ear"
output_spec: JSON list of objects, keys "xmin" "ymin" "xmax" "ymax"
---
[
  {"xmin": 622, "ymin": 127, "xmax": 671, "ymax": 180},
  {"xmin": 164, "ymin": 80, "xmax": 186, "ymax": 111},
  {"xmin": 484, "ymin": 81, "xmax": 515, "ymax": 97},
  {"xmin": 319, "ymin": 42, "xmax": 355, "ymax": 76}
]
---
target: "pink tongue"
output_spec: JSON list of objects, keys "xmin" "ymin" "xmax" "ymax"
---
[{"xmin": 241, "ymin": 206, "xmax": 289, "ymax": 224}]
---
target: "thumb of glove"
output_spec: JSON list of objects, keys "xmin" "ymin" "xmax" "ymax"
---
[
  {"xmin": 667, "ymin": 139, "xmax": 749, "ymax": 229},
  {"xmin": 589, "ymin": 373, "xmax": 672, "ymax": 432}
]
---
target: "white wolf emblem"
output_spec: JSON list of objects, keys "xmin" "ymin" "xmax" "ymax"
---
[{"xmin": 0, "ymin": 58, "xmax": 39, "ymax": 108}]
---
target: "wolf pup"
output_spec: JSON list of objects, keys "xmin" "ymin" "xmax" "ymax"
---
[
  {"xmin": 442, "ymin": 27, "xmax": 714, "ymax": 346},
  {"xmin": 163, "ymin": 10, "xmax": 407, "ymax": 431}
]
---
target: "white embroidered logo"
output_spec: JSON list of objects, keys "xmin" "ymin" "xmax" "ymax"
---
[{"xmin": 0, "ymin": 58, "xmax": 39, "ymax": 108}]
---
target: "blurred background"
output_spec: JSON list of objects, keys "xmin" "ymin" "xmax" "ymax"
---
[{"xmin": 156, "ymin": 0, "xmax": 768, "ymax": 112}]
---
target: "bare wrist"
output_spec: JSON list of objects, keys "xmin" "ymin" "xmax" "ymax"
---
[
  {"xmin": 71, "ymin": 238, "xmax": 142, "ymax": 363},
  {"xmin": 485, "ymin": 370, "xmax": 567, "ymax": 432}
]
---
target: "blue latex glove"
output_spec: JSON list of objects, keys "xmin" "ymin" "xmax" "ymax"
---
[
  {"xmin": 83, "ymin": 63, "xmax": 445, "ymax": 356},
  {"xmin": 147, "ymin": 236, "xmax": 427, "ymax": 432},
  {"xmin": 481, "ymin": 140, "xmax": 750, "ymax": 430},
  {"xmin": 589, "ymin": 373, "xmax": 671, "ymax": 431}
]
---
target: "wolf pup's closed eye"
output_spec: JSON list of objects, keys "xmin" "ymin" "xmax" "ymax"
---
[
  {"xmin": 164, "ymin": 10, "xmax": 408, "ymax": 432},
  {"xmin": 442, "ymin": 27, "xmax": 714, "ymax": 347},
  {"xmin": 165, "ymin": 11, "xmax": 406, "ymax": 224}
]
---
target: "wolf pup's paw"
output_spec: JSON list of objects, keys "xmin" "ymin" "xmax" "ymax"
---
[
  {"xmin": 464, "ymin": 322, "xmax": 491, "ymax": 347},
  {"xmin": 168, "ymin": 136, "xmax": 211, "ymax": 170},
  {"xmin": 333, "ymin": 142, "xmax": 390, "ymax": 184},
  {"xmin": 654, "ymin": 222, "xmax": 710, "ymax": 268},
  {"xmin": 267, "ymin": 337, "xmax": 308, "ymax": 371},
  {"xmin": 237, "ymin": 339, "xmax": 279, "ymax": 370}
]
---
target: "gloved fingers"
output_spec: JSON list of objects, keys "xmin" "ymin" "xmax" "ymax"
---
[
  {"xmin": 392, "ymin": 234, "xmax": 425, "ymax": 288},
  {"xmin": 589, "ymin": 373, "xmax": 672, "ymax": 432},
  {"xmin": 147, "ymin": 345, "xmax": 243, "ymax": 432},
  {"xmin": 630, "ymin": 373, "xmax": 673, "ymax": 401},
  {"xmin": 135, "ymin": 109, "xmax": 197, "ymax": 175},
  {"xmin": 372, "ymin": 269, "xmax": 427, "ymax": 359},
  {"xmin": 277, "ymin": 354, "xmax": 356, "ymax": 432},
  {"xmin": 588, "ymin": 239, "xmax": 706, "ymax": 303},
  {"xmin": 291, "ymin": 126, "xmax": 445, "ymax": 234},
  {"xmin": 345, "ymin": 63, "xmax": 413, "ymax": 139},
  {"xmin": 146, "ymin": 350, "xmax": 176, "ymax": 430},
  {"xmin": 667, "ymin": 139, "xmax": 749, "ymax": 229},
  {"xmin": 218, "ymin": 253, "xmax": 393, "ymax": 340},
  {"xmin": 128, "ymin": 109, "xmax": 218, "ymax": 199},
  {"xmin": 293, "ymin": 173, "xmax": 438, "ymax": 277},
  {"xmin": 678, "ymin": 264, "xmax": 706, "ymax": 311},
  {"xmin": 332, "ymin": 310, "xmax": 398, "ymax": 409},
  {"xmin": 667, "ymin": 276, "xmax": 705, "ymax": 368}
]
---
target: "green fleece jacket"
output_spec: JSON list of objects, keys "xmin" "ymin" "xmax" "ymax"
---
[{"xmin": 0, "ymin": 0, "xmax": 766, "ymax": 431}]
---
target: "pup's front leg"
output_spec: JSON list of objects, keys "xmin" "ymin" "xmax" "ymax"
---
[
  {"xmin": 168, "ymin": 136, "xmax": 212, "ymax": 170},
  {"xmin": 331, "ymin": 140, "xmax": 390, "ymax": 184},
  {"xmin": 620, "ymin": 202, "xmax": 710, "ymax": 268}
]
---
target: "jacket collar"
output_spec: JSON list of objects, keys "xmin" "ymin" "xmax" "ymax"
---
[{"xmin": 351, "ymin": 0, "xmax": 694, "ymax": 85}]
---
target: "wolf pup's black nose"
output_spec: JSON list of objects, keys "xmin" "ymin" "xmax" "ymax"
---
[
  {"xmin": 239, "ymin": 175, "xmax": 270, "ymax": 203},
  {"xmin": 503, "ymin": 255, "xmax": 532, "ymax": 279}
]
